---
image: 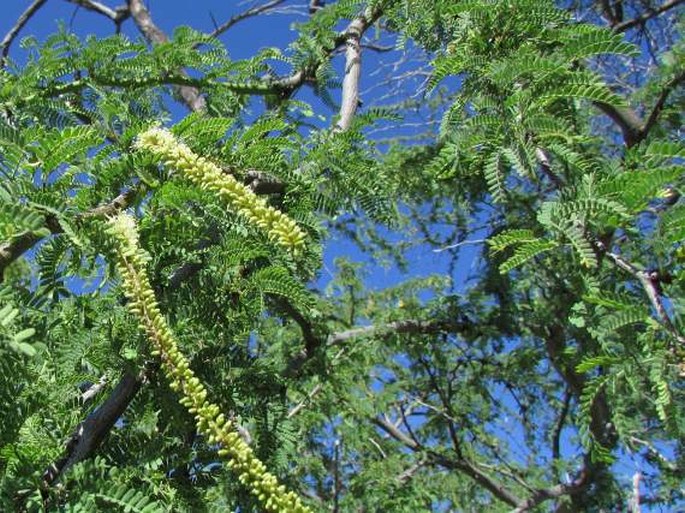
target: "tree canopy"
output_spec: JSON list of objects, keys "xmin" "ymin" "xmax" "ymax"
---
[{"xmin": 0, "ymin": 0, "xmax": 683, "ymax": 511}]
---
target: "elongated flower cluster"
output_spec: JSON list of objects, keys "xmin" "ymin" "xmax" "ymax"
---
[
  {"xmin": 106, "ymin": 213, "xmax": 311, "ymax": 513},
  {"xmin": 134, "ymin": 127, "xmax": 306, "ymax": 255}
]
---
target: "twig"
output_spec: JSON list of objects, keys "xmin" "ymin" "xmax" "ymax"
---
[
  {"xmin": 372, "ymin": 415, "xmax": 523, "ymax": 507},
  {"xmin": 208, "ymin": 0, "xmax": 287, "ymax": 39},
  {"xmin": 333, "ymin": 438, "xmax": 341, "ymax": 513},
  {"xmin": 535, "ymin": 147, "xmax": 565, "ymax": 188},
  {"xmin": 640, "ymin": 69, "xmax": 685, "ymax": 141},
  {"xmin": 433, "ymin": 239, "xmax": 486, "ymax": 253},
  {"xmin": 361, "ymin": 42, "xmax": 394, "ymax": 52},
  {"xmin": 0, "ymin": 0, "xmax": 48, "ymax": 66},
  {"xmin": 287, "ymin": 383, "xmax": 323, "ymax": 418},
  {"xmin": 396, "ymin": 459, "xmax": 424, "ymax": 484},
  {"xmin": 327, "ymin": 318, "xmax": 470, "ymax": 346},
  {"xmin": 0, "ymin": 188, "xmax": 139, "ymax": 282},
  {"xmin": 367, "ymin": 436, "xmax": 387, "ymax": 458},
  {"xmin": 79, "ymin": 376, "xmax": 108, "ymax": 404},
  {"xmin": 627, "ymin": 436, "xmax": 678, "ymax": 471},
  {"xmin": 551, "ymin": 389, "xmax": 571, "ymax": 462},
  {"xmin": 613, "ymin": 0, "xmax": 685, "ymax": 32},
  {"xmin": 602, "ymin": 247, "xmax": 685, "ymax": 345}
]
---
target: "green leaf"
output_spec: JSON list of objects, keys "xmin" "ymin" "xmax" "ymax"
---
[{"xmin": 499, "ymin": 239, "xmax": 559, "ymax": 273}]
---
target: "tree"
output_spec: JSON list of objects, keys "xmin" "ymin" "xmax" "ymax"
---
[{"xmin": 0, "ymin": 0, "xmax": 683, "ymax": 511}]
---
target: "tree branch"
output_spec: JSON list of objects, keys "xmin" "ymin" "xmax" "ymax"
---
[
  {"xmin": 595, "ymin": 67, "xmax": 685, "ymax": 147},
  {"xmin": 593, "ymin": 101, "xmax": 644, "ymax": 148},
  {"xmin": 309, "ymin": 0, "xmax": 324, "ymax": 14},
  {"xmin": 287, "ymin": 318, "xmax": 472, "ymax": 415},
  {"xmin": 41, "ymin": 369, "xmax": 145, "ymax": 489},
  {"xmin": 127, "ymin": 0, "xmax": 207, "ymax": 112},
  {"xmin": 287, "ymin": 383, "xmax": 322, "ymax": 419},
  {"xmin": 552, "ymin": 388, "xmax": 572, "ymax": 462},
  {"xmin": 244, "ymin": 169, "xmax": 286, "ymax": 195},
  {"xmin": 0, "ymin": 188, "xmax": 138, "ymax": 283},
  {"xmin": 376, "ymin": 405, "xmax": 591, "ymax": 513},
  {"xmin": 511, "ymin": 468, "xmax": 590, "ymax": 513},
  {"xmin": 65, "ymin": 0, "xmax": 130, "ymax": 24},
  {"xmin": 334, "ymin": 2, "xmax": 388, "ymax": 131},
  {"xmin": 0, "ymin": 231, "xmax": 43, "ymax": 282},
  {"xmin": 602, "ymin": 247, "xmax": 685, "ymax": 346},
  {"xmin": 641, "ymin": 69, "xmax": 685, "ymax": 140},
  {"xmin": 599, "ymin": 0, "xmax": 622, "ymax": 26},
  {"xmin": 208, "ymin": 0, "xmax": 287, "ymax": 39},
  {"xmin": 372, "ymin": 415, "xmax": 523, "ymax": 507},
  {"xmin": 335, "ymin": 18, "xmax": 363, "ymax": 131},
  {"xmin": 613, "ymin": 0, "xmax": 685, "ymax": 33},
  {"xmin": 327, "ymin": 318, "xmax": 470, "ymax": 346},
  {"xmin": 535, "ymin": 147, "xmax": 565, "ymax": 188},
  {"xmin": 0, "ymin": 0, "xmax": 48, "ymax": 66}
]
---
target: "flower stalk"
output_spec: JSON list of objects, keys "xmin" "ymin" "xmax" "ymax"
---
[
  {"xmin": 134, "ymin": 127, "xmax": 306, "ymax": 255},
  {"xmin": 106, "ymin": 213, "xmax": 310, "ymax": 513}
]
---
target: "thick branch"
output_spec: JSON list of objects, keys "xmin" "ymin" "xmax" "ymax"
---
[
  {"xmin": 41, "ymin": 369, "xmax": 144, "ymax": 488},
  {"xmin": 127, "ymin": 0, "xmax": 206, "ymax": 112},
  {"xmin": 244, "ymin": 169, "xmax": 286, "ymax": 195},
  {"xmin": 334, "ymin": 3, "xmax": 388, "ymax": 131},
  {"xmin": 512, "ymin": 468, "xmax": 590, "ymax": 513},
  {"xmin": 309, "ymin": 0, "xmax": 325, "ymax": 14},
  {"xmin": 65, "ymin": 0, "xmax": 130, "ymax": 24},
  {"xmin": 599, "ymin": 0, "xmax": 622, "ymax": 25},
  {"xmin": 0, "ymin": 0, "xmax": 48, "ymax": 66},
  {"xmin": 595, "ymin": 68, "xmax": 685, "ymax": 147},
  {"xmin": 593, "ymin": 2, "xmax": 685, "ymax": 148},
  {"xmin": 335, "ymin": 19, "xmax": 363, "ymax": 131},
  {"xmin": 593, "ymin": 102, "xmax": 644, "ymax": 148},
  {"xmin": 0, "ymin": 232, "xmax": 43, "ymax": 281}
]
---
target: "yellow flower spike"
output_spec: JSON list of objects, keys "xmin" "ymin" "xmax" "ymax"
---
[
  {"xmin": 135, "ymin": 127, "xmax": 306, "ymax": 255},
  {"xmin": 106, "ymin": 213, "xmax": 311, "ymax": 513}
]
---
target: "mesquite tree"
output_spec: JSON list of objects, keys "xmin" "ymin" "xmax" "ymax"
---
[{"xmin": 0, "ymin": 0, "xmax": 683, "ymax": 511}]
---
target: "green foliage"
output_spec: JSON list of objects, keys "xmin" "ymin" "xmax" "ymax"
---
[
  {"xmin": 0, "ymin": 0, "xmax": 683, "ymax": 511},
  {"xmin": 0, "ymin": 299, "xmax": 36, "ymax": 356}
]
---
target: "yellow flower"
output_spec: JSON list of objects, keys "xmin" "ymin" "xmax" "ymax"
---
[
  {"xmin": 107, "ymin": 213, "xmax": 311, "ymax": 513},
  {"xmin": 135, "ymin": 127, "xmax": 306, "ymax": 255}
]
